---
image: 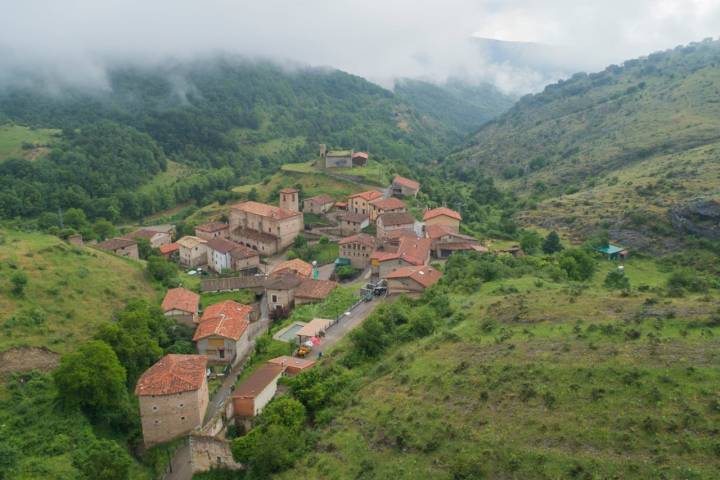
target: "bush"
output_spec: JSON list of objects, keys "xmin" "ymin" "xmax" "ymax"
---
[
  {"xmin": 10, "ymin": 270, "xmax": 28, "ymax": 296},
  {"xmin": 558, "ymin": 248, "xmax": 596, "ymax": 281},
  {"xmin": 336, "ymin": 265, "xmax": 360, "ymax": 280},
  {"xmin": 604, "ymin": 269, "xmax": 630, "ymax": 290},
  {"xmin": 542, "ymin": 231, "xmax": 563, "ymax": 254},
  {"xmin": 667, "ymin": 268, "xmax": 709, "ymax": 293}
]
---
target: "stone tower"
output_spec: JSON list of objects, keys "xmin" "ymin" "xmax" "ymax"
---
[{"xmin": 279, "ymin": 188, "xmax": 299, "ymax": 212}]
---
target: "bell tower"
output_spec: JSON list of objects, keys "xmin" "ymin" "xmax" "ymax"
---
[{"xmin": 279, "ymin": 188, "xmax": 299, "ymax": 212}]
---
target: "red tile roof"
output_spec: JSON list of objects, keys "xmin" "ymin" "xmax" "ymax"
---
[
  {"xmin": 206, "ymin": 237, "xmax": 242, "ymax": 254},
  {"xmin": 162, "ymin": 287, "xmax": 200, "ymax": 315},
  {"xmin": 268, "ymin": 356, "xmax": 316, "ymax": 375},
  {"xmin": 193, "ymin": 314, "xmax": 249, "ymax": 341},
  {"xmin": 232, "ymin": 363, "xmax": 285, "ymax": 399},
  {"xmin": 348, "ymin": 190, "xmax": 383, "ymax": 202},
  {"xmin": 425, "ymin": 225, "xmax": 475, "ymax": 241},
  {"xmin": 393, "ymin": 175, "xmax": 420, "ymax": 191},
  {"xmin": 160, "ymin": 242, "xmax": 180, "ymax": 255},
  {"xmin": 385, "ymin": 265, "xmax": 442, "ymax": 288},
  {"xmin": 397, "ymin": 237, "xmax": 432, "ymax": 265},
  {"xmin": 338, "ymin": 233, "xmax": 376, "ymax": 248},
  {"xmin": 97, "ymin": 237, "xmax": 137, "ymax": 251},
  {"xmin": 196, "ymin": 222, "xmax": 229, "ymax": 233},
  {"xmin": 201, "ymin": 300, "xmax": 253, "ymax": 324},
  {"xmin": 341, "ymin": 212, "xmax": 369, "ymax": 224},
  {"xmin": 378, "ymin": 212, "xmax": 415, "ymax": 227},
  {"xmin": 128, "ymin": 229, "xmax": 161, "ymax": 240},
  {"xmin": 135, "ymin": 354, "xmax": 207, "ymax": 396},
  {"xmin": 231, "ymin": 201, "xmax": 301, "ymax": 220},
  {"xmin": 304, "ymin": 194, "xmax": 334, "ymax": 206},
  {"xmin": 295, "ymin": 279, "xmax": 337, "ymax": 300},
  {"xmin": 423, "ymin": 207, "xmax": 462, "ymax": 222},
  {"xmin": 370, "ymin": 250, "xmax": 400, "ymax": 262},
  {"xmin": 370, "ymin": 197, "xmax": 406, "ymax": 210},
  {"xmin": 229, "ymin": 244, "xmax": 259, "ymax": 260},
  {"xmin": 271, "ymin": 259, "xmax": 313, "ymax": 278}
]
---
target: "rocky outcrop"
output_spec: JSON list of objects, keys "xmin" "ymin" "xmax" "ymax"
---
[{"xmin": 670, "ymin": 198, "xmax": 720, "ymax": 240}]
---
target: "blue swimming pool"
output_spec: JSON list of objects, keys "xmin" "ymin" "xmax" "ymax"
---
[{"xmin": 275, "ymin": 322, "xmax": 304, "ymax": 342}]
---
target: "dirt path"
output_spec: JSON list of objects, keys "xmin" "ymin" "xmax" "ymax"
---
[{"xmin": 0, "ymin": 347, "xmax": 59, "ymax": 378}]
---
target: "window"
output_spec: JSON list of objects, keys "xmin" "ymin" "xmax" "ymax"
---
[
  {"xmin": 152, "ymin": 406, "xmax": 158, "ymax": 411},
  {"xmin": 154, "ymin": 420, "xmax": 160, "ymax": 425},
  {"xmin": 219, "ymin": 349, "xmax": 225, "ymax": 359},
  {"xmin": 180, "ymin": 416, "xmax": 186, "ymax": 421},
  {"xmin": 271, "ymin": 294, "xmax": 278, "ymax": 303},
  {"xmin": 179, "ymin": 403, "xmax": 184, "ymax": 408}
]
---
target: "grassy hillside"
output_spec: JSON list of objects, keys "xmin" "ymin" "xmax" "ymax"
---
[
  {"xmin": 0, "ymin": 229, "xmax": 157, "ymax": 356},
  {"xmin": 394, "ymin": 78, "xmax": 516, "ymax": 134},
  {"xmin": 0, "ymin": 124, "xmax": 58, "ymax": 162},
  {"xmin": 277, "ymin": 254, "xmax": 720, "ymax": 479},
  {"xmin": 449, "ymin": 39, "xmax": 720, "ymax": 248}
]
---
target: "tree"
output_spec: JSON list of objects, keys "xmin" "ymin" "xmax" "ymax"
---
[
  {"xmin": 260, "ymin": 397, "xmax": 306, "ymax": 431},
  {"xmin": 92, "ymin": 219, "xmax": 115, "ymax": 240},
  {"xmin": 542, "ymin": 231, "xmax": 564, "ymax": 254},
  {"xmin": 605, "ymin": 269, "xmax": 630, "ymax": 291},
  {"xmin": 53, "ymin": 341, "xmax": 128, "ymax": 419},
  {"xmin": 147, "ymin": 255, "xmax": 178, "ymax": 287},
  {"xmin": 558, "ymin": 248, "xmax": 596, "ymax": 281},
  {"xmin": 519, "ymin": 230, "xmax": 542, "ymax": 254},
  {"xmin": 64, "ymin": 208, "xmax": 89, "ymax": 230},
  {"xmin": 73, "ymin": 438, "xmax": 131, "ymax": 480},
  {"xmin": 10, "ymin": 270, "xmax": 28, "ymax": 296}
]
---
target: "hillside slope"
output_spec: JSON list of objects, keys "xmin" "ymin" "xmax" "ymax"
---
[
  {"xmin": 450, "ymin": 39, "xmax": 720, "ymax": 249},
  {"xmin": 0, "ymin": 229, "xmax": 156, "ymax": 359},
  {"xmin": 277, "ymin": 254, "xmax": 720, "ymax": 480}
]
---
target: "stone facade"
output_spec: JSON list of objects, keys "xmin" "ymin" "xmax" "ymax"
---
[
  {"xmin": 229, "ymin": 202, "xmax": 303, "ymax": 256},
  {"xmin": 196, "ymin": 330, "xmax": 250, "ymax": 366},
  {"xmin": 138, "ymin": 379, "xmax": 209, "ymax": 446}
]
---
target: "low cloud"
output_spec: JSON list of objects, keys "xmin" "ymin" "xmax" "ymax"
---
[{"xmin": 1, "ymin": 0, "xmax": 720, "ymax": 94}]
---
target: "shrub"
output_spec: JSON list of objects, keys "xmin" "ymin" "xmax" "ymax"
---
[
  {"xmin": 542, "ymin": 231, "xmax": 563, "ymax": 254},
  {"xmin": 604, "ymin": 270, "xmax": 630, "ymax": 290},
  {"xmin": 667, "ymin": 268, "xmax": 709, "ymax": 293},
  {"xmin": 335, "ymin": 265, "xmax": 360, "ymax": 280},
  {"xmin": 558, "ymin": 248, "xmax": 596, "ymax": 281},
  {"xmin": 10, "ymin": 270, "xmax": 28, "ymax": 296}
]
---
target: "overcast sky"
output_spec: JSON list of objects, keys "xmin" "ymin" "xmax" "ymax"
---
[{"xmin": 2, "ymin": 0, "xmax": 720, "ymax": 93}]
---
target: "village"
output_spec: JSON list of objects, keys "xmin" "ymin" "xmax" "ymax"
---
[{"xmin": 87, "ymin": 146, "xmax": 524, "ymax": 478}]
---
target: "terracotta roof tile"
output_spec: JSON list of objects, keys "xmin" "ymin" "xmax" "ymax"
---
[
  {"xmin": 304, "ymin": 194, "xmax": 334, "ymax": 206},
  {"xmin": 128, "ymin": 229, "xmax": 160, "ymax": 240},
  {"xmin": 348, "ymin": 190, "xmax": 383, "ymax": 202},
  {"xmin": 385, "ymin": 265, "xmax": 442, "ymax": 288},
  {"xmin": 341, "ymin": 212, "xmax": 369, "ymax": 223},
  {"xmin": 338, "ymin": 233, "xmax": 376, "ymax": 248},
  {"xmin": 393, "ymin": 175, "xmax": 420, "ymax": 191},
  {"xmin": 232, "ymin": 363, "xmax": 285, "ymax": 399},
  {"xmin": 229, "ymin": 244, "xmax": 259, "ymax": 260},
  {"xmin": 196, "ymin": 222, "xmax": 229, "ymax": 233},
  {"xmin": 295, "ymin": 279, "xmax": 337, "ymax": 300},
  {"xmin": 370, "ymin": 197, "xmax": 406, "ymax": 210},
  {"xmin": 193, "ymin": 315, "xmax": 249, "ymax": 341},
  {"xmin": 231, "ymin": 201, "xmax": 301, "ymax": 220},
  {"xmin": 135, "ymin": 354, "xmax": 207, "ymax": 396},
  {"xmin": 97, "ymin": 237, "xmax": 137, "ymax": 251},
  {"xmin": 378, "ymin": 212, "xmax": 415, "ymax": 227},
  {"xmin": 352, "ymin": 151, "xmax": 369, "ymax": 159},
  {"xmin": 162, "ymin": 287, "xmax": 200, "ymax": 315},
  {"xmin": 396, "ymin": 237, "xmax": 432, "ymax": 265},
  {"xmin": 201, "ymin": 300, "xmax": 253, "ymax": 323},
  {"xmin": 268, "ymin": 356, "xmax": 316, "ymax": 374},
  {"xmin": 206, "ymin": 237, "xmax": 242, "ymax": 254},
  {"xmin": 176, "ymin": 236, "xmax": 207, "ymax": 249},
  {"xmin": 160, "ymin": 243, "xmax": 180, "ymax": 255},
  {"xmin": 423, "ymin": 207, "xmax": 462, "ymax": 222},
  {"xmin": 425, "ymin": 225, "xmax": 475, "ymax": 241},
  {"xmin": 265, "ymin": 272, "xmax": 304, "ymax": 290},
  {"xmin": 271, "ymin": 259, "xmax": 313, "ymax": 278}
]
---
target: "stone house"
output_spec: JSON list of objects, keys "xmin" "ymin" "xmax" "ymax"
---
[
  {"xmin": 200, "ymin": 300, "xmax": 254, "ymax": 324},
  {"xmin": 264, "ymin": 273, "xmax": 336, "ymax": 313},
  {"xmin": 385, "ymin": 265, "xmax": 442, "ymax": 294},
  {"xmin": 423, "ymin": 207, "xmax": 462, "ymax": 232},
  {"xmin": 232, "ymin": 363, "xmax": 285, "ymax": 418},
  {"xmin": 229, "ymin": 201, "xmax": 303, "ymax": 256},
  {"xmin": 303, "ymin": 194, "xmax": 335, "ymax": 214},
  {"xmin": 271, "ymin": 258, "xmax": 313, "ymax": 278},
  {"xmin": 205, "ymin": 237, "xmax": 251, "ymax": 274},
  {"xmin": 338, "ymin": 233, "xmax": 376, "ymax": 268},
  {"xmin": 177, "ymin": 236, "xmax": 208, "ymax": 268},
  {"xmin": 348, "ymin": 190, "xmax": 384, "ymax": 216},
  {"xmin": 128, "ymin": 229, "xmax": 172, "ymax": 249},
  {"xmin": 391, "ymin": 175, "xmax": 420, "ymax": 197},
  {"xmin": 339, "ymin": 212, "xmax": 370, "ymax": 235},
  {"xmin": 294, "ymin": 279, "xmax": 337, "ymax": 305},
  {"xmin": 162, "ymin": 287, "xmax": 200, "ymax": 326},
  {"xmin": 279, "ymin": 188, "xmax": 300, "ymax": 213},
  {"xmin": 324, "ymin": 149, "xmax": 354, "ymax": 168},
  {"xmin": 193, "ymin": 312, "xmax": 250, "ymax": 366},
  {"xmin": 370, "ymin": 237, "xmax": 431, "ymax": 278},
  {"xmin": 96, "ymin": 237, "xmax": 139, "ymax": 260},
  {"xmin": 229, "ymin": 244, "xmax": 261, "ymax": 274},
  {"xmin": 159, "ymin": 242, "xmax": 180, "ymax": 260},
  {"xmin": 145, "ymin": 224, "xmax": 176, "ymax": 237},
  {"xmin": 425, "ymin": 224, "xmax": 485, "ymax": 257},
  {"xmin": 135, "ymin": 354, "xmax": 209, "ymax": 446},
  {"xmin": 376, "ymin": 212, "xmax": 416, "ymax": 239},
  {"xmin": 351, "ymin": 151, "xmax": 369, "ymax": 167},
  {"xmin": 195, "ymin": 222, "xmax": 230, "ymax": 241},
  {"xmin": 369, "ymin": 196, "xmax": 406, "ymax": 221}
]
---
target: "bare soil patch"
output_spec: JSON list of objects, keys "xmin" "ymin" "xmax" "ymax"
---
[{"xmin": 0, "ymin": 346, "xmax": 60, "ymax": 378}]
